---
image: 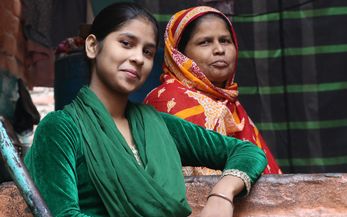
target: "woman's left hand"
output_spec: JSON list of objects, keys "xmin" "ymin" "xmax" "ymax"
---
[{"xmin": 199, "ymin": 195, "xmax": 234, "ymax": 217}]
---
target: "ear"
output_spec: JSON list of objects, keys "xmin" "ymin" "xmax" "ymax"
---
[{"xmin": 85, "ymin": 34, "xmax": 99, "ymax": 59}]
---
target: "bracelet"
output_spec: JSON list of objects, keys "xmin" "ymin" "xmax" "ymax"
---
[
  {"xmin": 207, "ymin": 193, "xmax": 233, "ymax": 206},
  {"xmin": 221, "ymin": 169, "xmax": 251, "ymax": 195}
]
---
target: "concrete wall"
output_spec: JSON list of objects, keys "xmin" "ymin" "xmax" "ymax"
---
[{"xmin": 1, "ymin": 174, "xmax": 347, "ymax": 216}]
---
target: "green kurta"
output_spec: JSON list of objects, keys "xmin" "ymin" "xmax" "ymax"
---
[{"xmin": 24, "ymin": 87, "xmax": 266, "ymax": 217}]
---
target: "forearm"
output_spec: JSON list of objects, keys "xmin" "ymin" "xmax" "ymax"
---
[
  {"xmin": 209, "ymin": 175, "xmax": 245, "ymax": 200},
  {"xmin": 200, "ymin": 176, "xmax": 242, "ymax": 217}
]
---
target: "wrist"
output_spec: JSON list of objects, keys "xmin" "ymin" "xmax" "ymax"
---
[
  {"xmin": 221, "ymin": 169, "xmax": 251, "ymax": 195},
  {"xmin": 211, "ymin": 175, "xmax": 244, "ymax": 199},
  {"xmin": 207, "ymin": 193, "xmax": 233, "ymax": 206}
]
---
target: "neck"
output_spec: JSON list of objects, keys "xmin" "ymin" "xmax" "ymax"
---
[
  {"xmin": 213, "ymin": 80, "xmax": 227, "ymax": 88},
  {"xmin": 89, "ymin": 79, "xmax": 129, "ymax": 120}
]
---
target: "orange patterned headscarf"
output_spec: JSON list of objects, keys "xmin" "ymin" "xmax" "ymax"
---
[{"xmin": 163, "ymin": 6, "xmax": 239, "ymax": 101}]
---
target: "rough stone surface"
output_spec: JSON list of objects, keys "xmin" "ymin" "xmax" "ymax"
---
[
  {"xmin": 1, "ymin": 174, "xmax": 347, "ymax": 216},
  {"xmin": 0, "ymin": 182, "xmax": 33, "ymax": 217},
  {"xmin": 186, "ymin": 174, "xmax": 347, "ymax": 217}
]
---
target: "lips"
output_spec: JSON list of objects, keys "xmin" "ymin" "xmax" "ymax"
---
[
  {"xmin": 211, "ymin": 60, "xmax": 228, "ymax": 67},
  {"xmin": 122, "ymin": 69, "xmax": 140, "ymax": 79}
]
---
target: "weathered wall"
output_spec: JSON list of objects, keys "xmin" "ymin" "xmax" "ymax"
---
[
  {"xmin": 0, "ymin": 0, "xmax": 26, "ymax": 80},
  {"xmin": 1, "ymin": 174, "xmax": 347, "ymax": 216}
]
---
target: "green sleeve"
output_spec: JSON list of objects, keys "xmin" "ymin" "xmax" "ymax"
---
[
  {"xmin": 24, "ymin": 112, "xmax": 90, "ymax": 217},
  {"xmin": 160, "ymin": 112, "xmax": 267, "ymax": 184}
]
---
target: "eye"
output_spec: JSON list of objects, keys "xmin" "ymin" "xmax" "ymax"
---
[
  {"xmin": 143, "ymin": 48, "xmax": 155, "ymax": 58},
  {"xmin": 220, "ymin": 38, "xmax": 232, "ymax": 44},
  {"xmin": 120, "ymin": 40, "xmax": 132, "ymax": 48},
  {"xmin": 198, "ymin": 40, "xmax": 209, "ymax": 46}
]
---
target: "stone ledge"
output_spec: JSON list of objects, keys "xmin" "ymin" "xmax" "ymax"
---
[
  {"xmin": 186, "ymin": 174, "xmax": 347, "ymax": 217},
  {"xmin": 1, "ymin": 174, "xmax": 347, "ymax": 216}
]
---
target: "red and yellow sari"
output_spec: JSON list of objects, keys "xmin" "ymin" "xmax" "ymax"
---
[{"xmin": 145, "ymin": 6, "xmax": 282, "ymax": 175}]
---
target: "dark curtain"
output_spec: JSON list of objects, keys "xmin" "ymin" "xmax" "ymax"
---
[{"xmin": 233, "ymin": 0, "xmax": 347, "ymax": 173}]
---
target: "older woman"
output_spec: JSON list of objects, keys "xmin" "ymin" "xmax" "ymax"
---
[{"xmin": 145, "ymin": 6, "xmax": 281, "ymax": 175}]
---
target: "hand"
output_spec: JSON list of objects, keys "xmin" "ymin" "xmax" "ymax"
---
[{"xmin": 199, "ymin": 194, "xmax": 234, "ymax": 217}]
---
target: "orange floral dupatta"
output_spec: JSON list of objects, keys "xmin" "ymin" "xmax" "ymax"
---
[{"xmin": 145, "ymin": 6, "xmax": 281, "ymax": 174}]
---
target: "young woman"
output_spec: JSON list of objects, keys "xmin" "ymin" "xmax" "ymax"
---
[
  {"xmin": 145, "ymin": 6, "xmax": 281, "ymax": 175},
  {"xmin": 25, "ymin": 3, "xmax": 267, "ymax": 217}
]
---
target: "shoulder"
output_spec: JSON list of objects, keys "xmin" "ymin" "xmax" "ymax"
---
[
  {"xmin": 33, "ymin": 110, "xmax": 81, "ymax": 151},
  {"xmin": 25, "ymin": 110, "xmax": 82, "ymax": 168},
  {"xmin": 36, "ymin": 110, "xmax": 77, "ymax": 134}
]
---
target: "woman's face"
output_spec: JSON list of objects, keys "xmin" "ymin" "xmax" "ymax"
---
[
  {"xmin": 86, "ymin": 17, "xmax": 157, "ymax": 95},
  {"xmin": 183, "ymin": 15, "xmax": 236, "ymax": 88}
]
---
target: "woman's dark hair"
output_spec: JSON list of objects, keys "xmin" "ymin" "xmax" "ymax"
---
[
  {"xmin": 177, "ymin": 13, "xmax": 232, "ymax": 54},
  {"xmin": 90, "ymin": 2, "xmax": 159, "ymax": 45}
]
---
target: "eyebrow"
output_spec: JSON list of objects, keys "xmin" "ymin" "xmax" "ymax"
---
[
  {"xmin": 193, "ymin": 36, "xmax": 220, "ymax": 43},
  {"xmin": 119, "ymin": 32, "xmax": 156, "ymax": 48},
  {"xmin": 219, "ymin": 35, "xmax": 232, "ymax": 38}
]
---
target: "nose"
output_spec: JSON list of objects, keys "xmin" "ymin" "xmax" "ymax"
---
[
  {"xmin": 129, "ymin": 48, "xmax": 144, "ymax": 66},
  {"xmin": 213, "ymin": 42, "xmax": 225, "ymax": 55}
]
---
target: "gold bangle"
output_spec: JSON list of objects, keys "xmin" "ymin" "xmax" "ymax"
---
[
  {"xmin": 221, "ymin": 169, "xmax": 251, "ymax": 195},
  {"xmin": 207, "ymin": 193, "xmax": 233, "ymax": 206}
]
